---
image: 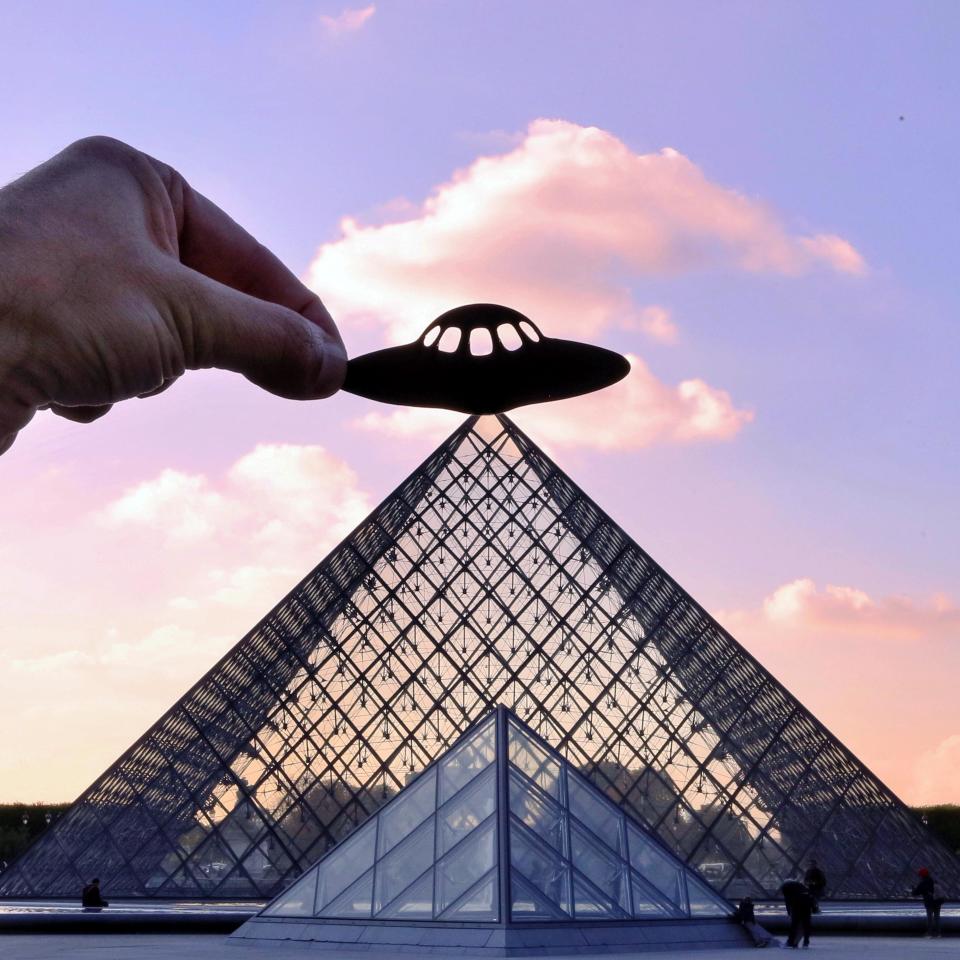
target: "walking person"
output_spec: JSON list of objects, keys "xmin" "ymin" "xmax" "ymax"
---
[
  {"xmin": 912, "ymin": 867, "xmax": 944, "ymax": 938},
  {"xmin": 804, "ymin": 858, "xmax": 827, "ymax": 912},
  {"xmin": 781, "ymin": 878, "xmax": 814, "ymax": 949}
]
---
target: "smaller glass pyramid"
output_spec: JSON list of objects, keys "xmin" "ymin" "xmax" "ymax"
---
[{"xmin": 254, "ymin": 706, "xmax": 731, "ymax": 928}]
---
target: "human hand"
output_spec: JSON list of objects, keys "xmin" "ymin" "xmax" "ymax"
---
[{"xmin": 0, "ymin": 136, "xmax": 346, "ymax": 456}]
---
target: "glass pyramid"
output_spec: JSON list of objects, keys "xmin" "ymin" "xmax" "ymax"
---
[
  {"xmin": 4, "ymin": 415, "xmax": 959, "ymax": 902},
  {"xmin": 255, "ymin": 706, "xmax": 730, "ymax": 928}
]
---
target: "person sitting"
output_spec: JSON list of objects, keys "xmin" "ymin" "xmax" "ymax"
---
[
  {"xmin": 81, "ymin": 877, "xmax": 109, "ymax": 909},
  {"xmin": 732, "ymin": 896, "xmax": 777, "ymax": 948}
]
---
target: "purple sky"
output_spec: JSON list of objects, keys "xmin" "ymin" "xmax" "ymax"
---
[{"xmin": 1, "ymin": 2, "xmax": 958, "ymax": 805}]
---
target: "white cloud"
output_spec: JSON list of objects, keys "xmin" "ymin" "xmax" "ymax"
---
[
  {"xmin": 318, "ymin": 4, "xmax": 375, "ymax": 36},
  {"xmin": 307, "ymin": 119, "xmax": 866, "ymax": 346},
  {"xmin": 102, "ymin": 469, "xmax": 231, "ymax": 543},
  {"xmin": 101, "ymin": 443, "xmax": 372, "ymax": 554}
]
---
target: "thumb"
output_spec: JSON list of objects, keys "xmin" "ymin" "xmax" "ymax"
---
[{"xmin": 181, "ymin": 272, "xmax": 347, "ymax": 399}]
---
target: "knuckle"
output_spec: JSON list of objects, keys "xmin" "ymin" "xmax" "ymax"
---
[{"xmin": 64, "ymin": 135, "xmax": 136, "ymax": 166}]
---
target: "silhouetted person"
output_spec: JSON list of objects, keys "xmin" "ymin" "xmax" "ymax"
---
[
  {"xmin": 732, "ymin": 896, "xmax": 776, "ymax": 948},
  {"xmin": 780, "ymin": 879, "xmax": 813, "ymax": 949},
  {"xmin": 804, "ymin": 858, "xmax": 827, "ymax": 911},
  {"xmin": 81, "ymin": 877, "xmax": 108, "ymax": 909},
  {"xmin": 912, "ymin": 867, "xmax": 944, "ymax": 938}
]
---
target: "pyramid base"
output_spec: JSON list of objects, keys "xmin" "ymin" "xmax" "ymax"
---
[{"xmin": 231, "ymin": 916, "xmax": 754, "ymax": 954}]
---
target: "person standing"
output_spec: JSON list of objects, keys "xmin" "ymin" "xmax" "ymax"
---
[
  {"xmin": 780, "ymin": 879, "xmax": 814, "ymax": 949},
  {"xmin": 804, "ymin": 858, "xmax": 827, "ymax": 912},
  {"xmin": 912, "ymin": 867, "xmax": 944, "ymax": 938}
]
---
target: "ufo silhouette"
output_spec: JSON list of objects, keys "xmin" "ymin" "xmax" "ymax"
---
[{"xmin": 343, "ymin": 304, "xmax": 630, "ymax": 415}]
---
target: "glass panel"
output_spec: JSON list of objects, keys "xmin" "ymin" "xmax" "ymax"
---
[
  {"xmin": 318, "ymin": 868, "xmax": 373, "ymax": 918},
  {"xmin": 314, "ymin": 819, "xmax": 376, "ymax": 911},
  {"xmin": 377, "ymin": 767, "xmax": 437, "ymax": 857},
  {"xmin": 438, "ymin": 868, "xmax": 499, "ymax": 921},
  {"xmin": 436, "ymin": 818, "xmax": 496, "ymax": 913},
  {"xmin": 438, "ymin": 766, "xmax": 496, "ymax": 856},
  {"xmin": 568, "ymin": 772, "xmax": 625, "ymax": 855},
  {"xmin": 373, "ymin": 816, "xmax": 435, "ymax": 913},
  {"xmin": 626, "ymin": 822, "xmax": 686, "ymax": 910},
  {"xmin": 630, "ymin": 871, "xmax": 679, "ymax": 919},
  {"xmin": 511, "ymin": 869, "xmax": 569, "ymax": 920},
  {"xmin": 376, "ymin": 869, "xmax": 434, "ymax": 919},
  {"xmin": 509, "ymin": 770, "xmax": 566, "ymax": 855},
  {"xmin": 570, "ymin": 823, "xmax": 630, "ymax": 911},
  {"xmin": 439, "ymin": 716, "xmax": 496, "ymax": 803},
  {"xmin": 510, "ymin": 823, "xmax": 570, "ymax": 915},
  {"xmin": 508, "ymin": 720, "xmax": 562, "ymax": 800},
  {"xmin": 687, "ymin": 873, "xmax": 733, "ymax": 917},
  {"xmin": 262, "ymin": 868, "xmax": 317, "ymax": 917},
  {"xmin": 572, "ymin": 869, "xmax": 629, "ymax": 920}
]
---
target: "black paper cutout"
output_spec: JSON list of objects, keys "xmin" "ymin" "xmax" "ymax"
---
[{"xmin": 343, "ymin": 303, "xmax": 630, "ymax": 414}]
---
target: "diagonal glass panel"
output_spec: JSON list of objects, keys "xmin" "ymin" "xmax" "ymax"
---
[
  {"xmin": 438, "ymin": 766, "xmax": 496, "ymax": 856},
  {"xmin": 437, "ymin": 868, "xmax": 499, "ymax": 921},
  {"xmin": 568, "ymin": 771, "xmax": 625, "ymax": 856},
  {"xmin": 376, "ymin": 868, "xmax": 434, "ymax": 919},
  {"xmin": 509, "ymin": 769, "xmax": 566, "ymax": 855},
  {"xmin": 318, "ymin": 868, "xmax": 373, "ymax": 918},
  {"xmin": 262, "ymin": 868, "xmax": 317, "ymax": 917},
  {"xmin": 511, "ymin": 869, "xmax": 570, "ymax": 920},
  {"xmin": 508, "ymin": 720, "xmax": 562, "ymax": 801},
  {"xmin": 570, "ymin": 823, "xmax": 630, "ymax": 912},
  {"xmin": 376, "ymin": 767, "xmax": 437, "ymax": 857},
  {"xmin": 686, "ymin": 873, "xmax": 733, "ymax": 917},
  {"xmin": 630, "ymin": 872, "xmax": 678, "ymax": 918},
  {"xmin": 373, "ymin": 816, "xmax": 435, "ymax": 913},
  {"xmin": 626, "ymin": 822, "xmax": 687, "ymax": 911},
  {"xmin": 510, "ymin": 822, "xmax": 571, "ymax": 915},
  {"xmin": 435, "ymin": 817, "xmax": 497, "ymax": 914},
  {"xmin": 572, "ymin": 867, "xmax": 630, "ymax": 920},
  {"xmin": 439, "ymin": 715, "xmax": 496, "ymax": 803},
  {"xmin": 315, "ymin": 818, "xmax": 377, "ymax": 911}
]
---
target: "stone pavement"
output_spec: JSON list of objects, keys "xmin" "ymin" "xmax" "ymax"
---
[{"xmin": 0, "ymin": 935, "xmax": 956, "ymax": 960}]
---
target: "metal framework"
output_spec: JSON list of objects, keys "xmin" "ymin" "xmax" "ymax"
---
[
  {"xmin": 2, "ymin": 415, "xmax": 958, "ymax": 901},
  {"xmin": 233, "ymin": 706, "xmax": 740, "ymax": 954}
]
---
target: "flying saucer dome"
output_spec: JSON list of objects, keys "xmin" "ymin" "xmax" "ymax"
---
[{"xmin": 342, "ymin": 304, "xmax": 631, "ymax": 415}]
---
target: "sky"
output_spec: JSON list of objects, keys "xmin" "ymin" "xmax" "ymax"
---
[{"xmin": 0, "ymin": 1, "xmax": 958, "ymax": 807}]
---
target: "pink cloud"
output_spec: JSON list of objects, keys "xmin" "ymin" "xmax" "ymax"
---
[
  {"xmin": 0, "ymin": 442, "xmax": 372, "ymax": 801},
  {"xmin": 306, "ymin": 119, "xmax": 866, "ymax": 345},
  {"xmin": 623, "ymin": 305, "xmax": 680, "ymax": 344},
  {"xmin": 318, "ymin": 4, "xmax": 375, "ymax": 36},
  {"xmin": 102, "ymin": 443, "xmax": 370, "ymax": 553},
  {"xmin": 752, "ymin": 577, "xmax": 960, "ymax": 642},
  {"xmin": 717, "ymin": 579, "xmax": 960, "ymax": 804},
  {"xmin": 354, "ymin": 354, "xmax": 752, "ymax": 452}
]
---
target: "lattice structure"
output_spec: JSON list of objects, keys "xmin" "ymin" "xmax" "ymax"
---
[
  {"xmin": 2, "ymin": 415, "xmax": 958, "ymax": 901},
  {"xmin": 234, "ymin": 707, "xmax": 742, "ymax": 954}
]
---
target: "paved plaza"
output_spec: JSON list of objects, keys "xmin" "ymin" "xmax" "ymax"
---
[{"xmin": 0, "ymin": 935, "xmax": 956, "ymax": 960}]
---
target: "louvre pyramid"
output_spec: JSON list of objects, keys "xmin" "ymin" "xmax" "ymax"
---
[
  {"xmin": 234, "ymin": 706, "xmax": 744, "ymax": 953},
  {"xmin": 3, "ymin": 415, "xmax": 958, "ymax": 902}
]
